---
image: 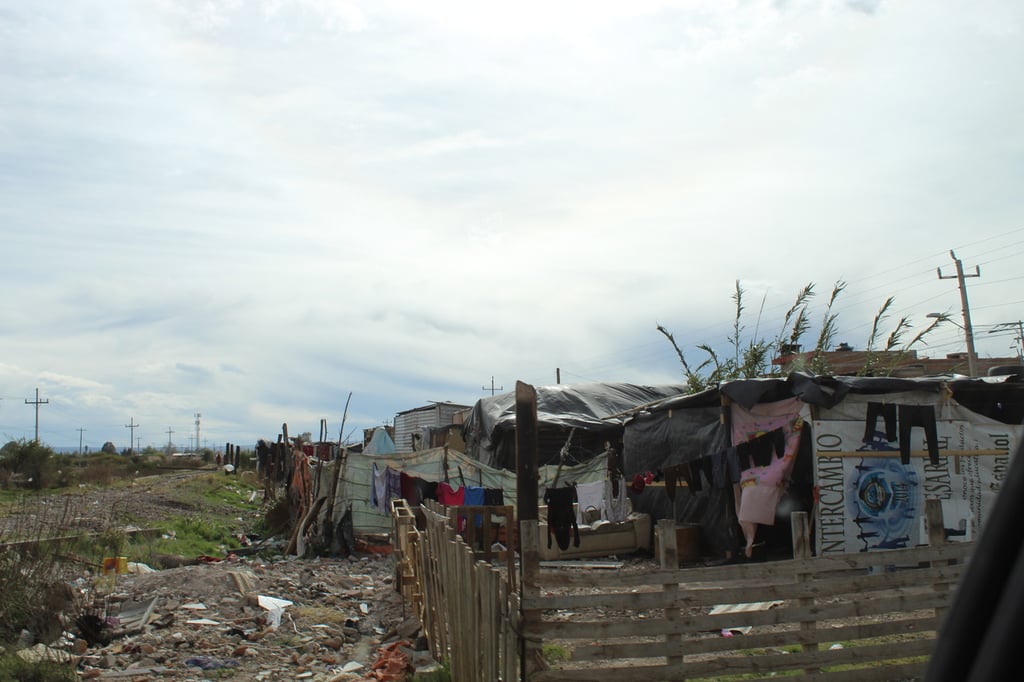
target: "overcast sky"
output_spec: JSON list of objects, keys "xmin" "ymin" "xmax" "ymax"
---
[{"xmin": 2, "ymin": 0, "xmax": 1023, "ymax": 451}]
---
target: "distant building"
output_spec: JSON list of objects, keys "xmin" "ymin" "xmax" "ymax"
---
[
  {"xmin": 393, "ymin": 402, "xmax": 472, "ymax": 453},
  {"xmin": 774, "ymin": 344, "xmax": 1023, "ymax": 378}
]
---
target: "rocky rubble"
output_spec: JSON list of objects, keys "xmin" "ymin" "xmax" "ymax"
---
[{"xmin": 42, "ymin": 552, "xmax": 433, "ymax": 681}]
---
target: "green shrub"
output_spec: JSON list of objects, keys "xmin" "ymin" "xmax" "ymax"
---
[
  {"xmin": 0, "ymin": 440, "xmax": 55, "ymax": 490},
  {"xmin": 0, "ymin": 654, "xmax": 77, "ymax": 682}
]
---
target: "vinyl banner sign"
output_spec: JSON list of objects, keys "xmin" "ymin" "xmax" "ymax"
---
[{"xmin": 813, "ymin": 392, "xmax": 1019, "ymax": 555}]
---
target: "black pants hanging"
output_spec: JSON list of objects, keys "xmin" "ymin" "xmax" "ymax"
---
[
  {"xmin": 543, "ymin": 487, "xmax": 580, "ymax": 550},
  {"xmin": 863, "ymin": 402, "xmax": 898, "ymax": 442},
  {"xmin": 898, "ymin": 404, "xmax": 940, "ymax": 465}
]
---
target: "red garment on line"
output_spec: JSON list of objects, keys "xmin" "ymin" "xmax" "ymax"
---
[{"xmin": 437, "ymin": 481, "xmax": 465, "ymax": 506}]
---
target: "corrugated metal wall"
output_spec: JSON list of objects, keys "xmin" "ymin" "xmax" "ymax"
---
[{"xmin": 393, "ymin": 403, "xmax": 470, "ymax": 453}]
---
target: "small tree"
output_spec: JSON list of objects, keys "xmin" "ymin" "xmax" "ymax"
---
[{"xmin": 101, "ymin": 441, "xmax": 118, "ymax": 455}]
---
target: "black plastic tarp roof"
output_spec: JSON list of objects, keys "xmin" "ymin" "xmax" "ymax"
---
[
  {"xmin": 623, "ymin": 372, "xmax": 1024, "ymax": 475},
  {"xmin": 462, "ymin": 382, "xmax": 688, "ymax": 466}
]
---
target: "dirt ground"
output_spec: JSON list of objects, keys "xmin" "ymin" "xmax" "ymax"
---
[{"xmin": 1, "ymin": 472, "xmax": 431, "ymax": 681}]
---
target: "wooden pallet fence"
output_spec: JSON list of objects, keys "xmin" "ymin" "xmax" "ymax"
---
[
  {"xmin": 396, "ymin": 500, "xmax": 521, "ymax": 682},
  {"xmin": 391, "ymin": 499, "xmax": 419, "ymax": 603},
  {"xmin": 520, "ymin": 500, "xmax": 970, "ymax": 682}
]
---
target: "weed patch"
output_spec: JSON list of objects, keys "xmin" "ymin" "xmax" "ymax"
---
[{"xmin": 0, "ymin": 654, "xmax": 77, "ymax": 682}]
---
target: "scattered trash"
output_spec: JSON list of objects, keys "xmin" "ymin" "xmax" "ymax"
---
[
  {"xmin": 829, "ymin": 643, "xmax": 844, "ymax": 650},
  {"xmin": 258, "ymin": 595, "xmax": 294, "ymax": 630},
  {"xmin": 16, "ymin": 643, "xmax": 76, "ymax": 664},
  {"xmin": 185, "ymin": 656, "xmax": 240, "ymax": 670}
]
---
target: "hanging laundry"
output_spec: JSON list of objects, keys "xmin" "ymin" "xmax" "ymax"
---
[
  {"xmin": 863, "ymin": 402, "xmax": 898, "ymax": 443},
  {"xmin": 384, "ymin": 467, "xmax": 402, "ymax": 511},
  {"xmin": 437, "ymin": 481, "xmax": 465, "ymax": 506},
  {"xmin": 482, "ymin": 488, "xmax": 504, "ymax": 506},
  {"xmin": 463, "ymin": 485, "xmax": 485, "ymax": 528},
  {"xmin": 418, "ymin": 479, "xmax": 438, "ymax": 503},
  {"xmin": 575, "ymin": 480, "xmax": 606, "ymax": 524},
  {"xmin": 898, "ymin": 404, "xmax": 940, "ymax": 465},
  {"xmin": 371, "ymin": 463, "xmax": 387, "ymax": 512},
  {"xmin": 711, "ymin": 446, "xmax": 741, "ymax": 489},
  {"xmin": 731, "ymin": 397, "xmax": 807, "ymax": 558},
  {"xmin": 543, "ymin": 487, "xmax": 580, "ymax": 550},
  {"xmin": 604, "ymin": 478, "xmax": 630, "ymax": 523},
  {"xmin": 400, "ymin": 472, "xmax": 421, "ymax": 506}
]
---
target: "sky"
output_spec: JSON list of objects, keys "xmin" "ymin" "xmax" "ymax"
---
[{"xmin": 2, "ymin": 0, "xmax": 1023, "ymax": 452}]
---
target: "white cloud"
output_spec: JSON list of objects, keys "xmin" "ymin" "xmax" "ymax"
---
[{"xmin": 1, "ymin": 0, "xmax": 1022, "ymax": 448}]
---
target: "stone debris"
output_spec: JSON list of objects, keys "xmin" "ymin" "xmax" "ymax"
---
[{"xmin": 55, "ymin": 552, "xmax": 422, "ymax": 681}]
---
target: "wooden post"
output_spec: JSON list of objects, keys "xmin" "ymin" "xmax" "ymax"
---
[
  {"xmin": 516, "ymin": 381, "xmax": 539, "ymax": 523},
  {"xmin": 657, "ymin": 518, "xmax": 683, "ymax": 669},
  {"xmin": 516, "ymin": 381, "xmax": 541, "ymax": 681},
  {"xmin": 792, "ymin": 511, "xmax": 818, "ymax": 674},
  {"xmin": 925, "ymin": 498, "xmax": 950, "ymax": 626}
]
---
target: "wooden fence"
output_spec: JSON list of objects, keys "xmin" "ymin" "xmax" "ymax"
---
[
  {"xmin": 393, "ymin": 499, "xmax": 521, "ymax": 682},
  {"xmin": 393, "ymin": 498, "xmax": 969, "ymax": 681}
]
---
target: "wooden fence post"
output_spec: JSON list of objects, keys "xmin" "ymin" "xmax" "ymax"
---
[
  {"xmin": 792, "ymin": 511, "xmax": 818, "ymax": 674},
  {"xmin": 926, "ymin": 498, "xmax": 950, "ymax": 627},
  {"xmin": 516, "ymin": 381, "xmax": 541, "ymax": 681},
  {"xmin": 657, "ymin": 518, "xmax": 683, "ymax": 670}
]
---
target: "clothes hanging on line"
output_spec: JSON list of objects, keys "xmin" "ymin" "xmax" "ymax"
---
[
  {"xmin": 463, "ymin": 485, "xmax": 485, "ymax": 528},
  {"xmin": 543, "ymin": 486, "xmax": 580, "ymax": 550},
  {"xmin": 575, "ymin": 480, "xmax": 606, "ymax": 523},
  {"xmin": 863, "ymin": 402, "xmax": 898, "ymax": 443},
  {"xmin": 711, "ymin": 446, "xmax": 741, "ymax": 489},
  {"xmin": 605, "ymin": 478, "xmax": 629, "ymax": 523},
  {"xmin": 371, "ymin": 463, "xmax": 388, "ymax": 512},
  {"xmin": 437, "ymin": 481, "xmax": 465, "ymax": 507},
  {"xmin": 482, "ymin": 488, "xmax": 504, "ymax": 506},
  {"xmin": 899, "ymin": 404, "xmax": 940, "ymax": 465}
]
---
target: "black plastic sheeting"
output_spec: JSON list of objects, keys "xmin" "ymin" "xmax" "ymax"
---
[
  {"xmin": 925, "ymin": 438, "xmax": 1024, "ymax": 682},
  {"xmin": 626, "ymin": 419, "xmax": 816, "ymax": 560},
  {"xmin": 623, "ymin": 404, "xmax": 727, "ymax": 475},
  {"xmin": 462, "ymin": 382, "xmax": 688, "ymax": 468}
]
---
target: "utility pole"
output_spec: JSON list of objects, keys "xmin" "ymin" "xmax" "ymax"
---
[
  {"xmin": 938, "ymin": 250, "xmax": 980, "ymax": 377},
  {"xmin": 125, "ymin": 417, "xmax": 139, "ymax": 455},
  {"xmin": 77, "ymin": 427, "xmax": 86, "ymax": 455},
  {"xmin": 482, "ymin": 376, "xmax": 504, "ymax": 396},
  {"xmin": 195, "ymin": 412, "xmax": 201, "ymax": 453},
  {"xmin": 24, "ymin": 387, "xmax": 48, "ymax": 442},
  {"xmin": 166, "ymin": 427, "xmax": 174, "ymax": 454},
  {"xmin": 988, "ymin": 321, "xmax": 1024, "ymax": 361}
]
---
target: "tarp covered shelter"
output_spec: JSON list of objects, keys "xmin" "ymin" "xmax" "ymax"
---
[
  {"xmin": 462, "ymin": 382, "xmax": 688, "ymax": 470},
  {"xmin": 622, "ymin": 372, "xmax": 1024, "ymax": 560},
  {"xmin": 317, "ymin": 446, "xmax": 608, "ymax": 535}
]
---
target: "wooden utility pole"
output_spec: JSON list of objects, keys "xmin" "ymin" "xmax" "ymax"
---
[
  {"xmin": 938, "ymin": 250, "xmax": 980, "ymax": 377},
  {"xmin": 77, "ymin": 427, "xmax": 86, "ymax": 455},
  {"xmin": 482, "ymin": 376, "xmax": 503, "ymax": 395},
  {"xmin": 125, "ymin": 418, "xmax": 139, "ymax": 455},
  {"xmin": 24, "ymin": 387, "xmax": 48, "ymax": 442}
]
